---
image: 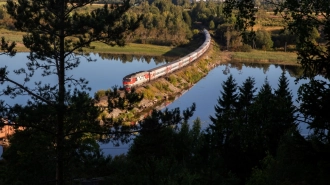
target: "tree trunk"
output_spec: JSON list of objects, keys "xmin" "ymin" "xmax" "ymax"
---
[{"xmin": 56, "ymin": 1, "xmax": 66, "ymax": 184}]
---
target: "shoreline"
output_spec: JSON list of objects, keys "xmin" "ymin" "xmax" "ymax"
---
[
  {"xmin": 96, "ymin": 42, "xmax": 227, "ymax": 124},
  {"xmin": 95, "ymin": 44, "xmax": 301, "ymax": 124}
]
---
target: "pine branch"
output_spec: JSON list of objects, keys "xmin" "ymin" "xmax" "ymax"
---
[{"xmin": 4, "ymin": 77, "xmax": 55, "ymax": 105}]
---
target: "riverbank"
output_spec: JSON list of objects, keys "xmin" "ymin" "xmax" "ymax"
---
[
  {"xmin": 95, "ymin": 43, "xmax": 302, "ymax": 124},
  {"xmin": 1, "ymin": 28, "xmax": 299, "ymax": 65},
  {"xmin": 95, "ymin": 41, "xmax": 226, "ymax": 124}
]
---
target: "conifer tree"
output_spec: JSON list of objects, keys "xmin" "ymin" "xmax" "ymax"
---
[
  {"xmin": 247, "ymin": 78, "xmax": 275, "ymax": 155},
  {"xmin": 1, "ymin": 0, "xmax": 139, "ymax": 184},
  {"xmin": 209, "ymin": 74, "xmax": 238, "ymax": 125},
  {"xmin": 0, "ymin": 37, "xmax": 15, "ymax": 56},
  {"xmin": 237, "ymin": 76, "xmax": 257, "ymax": 126},
  {"xmin": 235, "ymin": 76, "xmax": 257, "ymax": 163},
  {"xmin": 1, "ymin": 37, "xmax": 16, "ymax": 121},
  {"xmin": 273, "ymin": 71, "xmax": 297, "ymax": 145},
  {"xmin": 207, "ymin": 75, "xmax": 240, "ymax": 181},
  {"xmin": 298, "ymin": 79, "xmax": 330, "ymax": 143},
  {"xmin": 208, "ymin": 75, "xmax": 238, "ymax": 155}
]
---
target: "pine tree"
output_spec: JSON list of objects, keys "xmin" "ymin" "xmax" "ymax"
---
[
  {"xmin": 237, "ymin": 76, "xmax": 257, "ymax": 126},
  {"xmin": 0, "ymin": 37, "xmax": 16, "ymax": 56},
  {"xmin": 1, "ymin": 37, "xmax": 16, "ymax": 119},
  {"xmin": 209, "ymin": 74, "xmax": 238, "ymax": 125},
  {"xmin": 206, "ymin": 75, "xmax": 241, "ymax": 181},
  {"xmin": 247, "ymin": 78, "xmax": 275, "ymax": 156},
  {"xmin": 235, "ymin": 76, "xmax": 258, "ymax": 164},
  {"xmin": 208, "ymin": 74, "xmax": 238, "ymax": 154},
  {"xmin": 273, "ymin": 71, "xmax": 297, "ymax": 148},
  {"xmin": 298, "ymin": 79, "xmax": 330, "ymax": 143},
  {"xmin": 1, "ymin": 0, "xmax": 139, "ymax": 184}
]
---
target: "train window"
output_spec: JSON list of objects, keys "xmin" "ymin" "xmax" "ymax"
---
[{"xmin": 124, "ymin": 79, "xmax": 131, "ymax": 82}]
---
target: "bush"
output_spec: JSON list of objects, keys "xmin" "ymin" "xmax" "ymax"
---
[
  {"xmin": 209, "ymin": 20, "xmax": 215, "ymax": 30},
  {"xmin": 94, "ymin": 89, "xmax": 107, "ymax": 100},
  {"xmin": 198, "ymin": 60, "xmax": 209, "ymax": 73},
  {"xmin": 154, "ymin": 82, "xmax": 170, "ymax": 92},
  {"xmin": 168, "ymin": 75, "xmax": 178, "ymax": 86},
  {"xmin": 143, "ymin": 89, "xmax": 155, "ymax": 100},
  {"xmin": 97, "ymin": 111, "xmax": 108, "ymax": 121},
  {"xmin": 255, "ymin": 29, "xmax": 273, "ymax": 50},
  {"xmin": 238, "ymin": 44, "xmax": 253, "ymax": 52},
  {"xmin": 193, "ymin": 29, "xmax": 200, "ymax": 35}
]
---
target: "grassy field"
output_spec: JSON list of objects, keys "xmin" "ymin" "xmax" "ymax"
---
[
  {"xmin": 0, "ymin": 29, "xmax": 180, "ymax": 55},
  {"xmin": 0, "ymin": 27, "xmax": 202, "ymax": 56},
  {"xmin": 1, "ymin": 27, "xmax": 300, "ymax": 63},
  {"xmin": 87, "ymin": 42, "xmax": 194, "ymax": 56},
  {"xmin": 230, "ymin": 50, "xmax": 300, "ymax": 65}
]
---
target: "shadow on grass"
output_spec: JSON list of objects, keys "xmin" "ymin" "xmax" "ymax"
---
[{"xmin": 162, "ymin": 33, "xmax": 205, "ymax": 57}]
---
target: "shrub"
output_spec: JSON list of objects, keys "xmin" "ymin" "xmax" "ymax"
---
[
  {"xmin": 168, "ymin": 75, "xmax": 178, "ymax": 86},
  {"xmin": 94, "ymin": 89, "xmax": 107, "ymax": 100},
  {"xmin": 154, "ymin": 82, "xmax": 170, "ymax": 92},
  {"xmin": 143, "ymin": 89, "xmax": 155, "ymax": 100},
  {"xmin": 238, "ymin": 44, "xmax": 253, "ymax": 52},
  {"xmin": 97, "ymin": 111, "xmax": 108, "ymax": 121},
  {"xmin": 193, "ymin": 29, "xmax": 200, "ymax": 35},
  {"xmin": 198, "ymin": 60, "xmax": 209, "ymax": 73}
]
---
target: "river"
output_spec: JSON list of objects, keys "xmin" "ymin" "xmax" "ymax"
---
[{"xmin": 0, "ymin": 53, "xmax": 324, "ymax": 156}]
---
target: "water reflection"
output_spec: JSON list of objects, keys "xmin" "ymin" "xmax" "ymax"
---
[
  {"xmin": 164, "ymin": 63, "xmax": 311, "ymax": 131},
  {"xmin": 101, "ymin": 62, "xmax": 311, "ymax": 156},
  {"xmin": 229, "ymin": 61, "xmax": 304, "ymax": 78},
  {"xmin": 97, "ymin": 53, "xmax": 179, "ymax": 65},
  {"xmin": 1, "ymin": 53, "xmax": 326, "ymax": 156},
  {"xmin": 0, "ymin": 53, "xmax": 167, "ymax": 105}
]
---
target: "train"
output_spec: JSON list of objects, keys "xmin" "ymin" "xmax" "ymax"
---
[{"xmin": 122, "ymin": 29, "xmax": 211, "ymax": 89}]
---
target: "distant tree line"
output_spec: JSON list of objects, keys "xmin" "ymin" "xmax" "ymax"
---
[{"xmin": 1, "ymin": 0, "xmax": 317, "ymax": 51}]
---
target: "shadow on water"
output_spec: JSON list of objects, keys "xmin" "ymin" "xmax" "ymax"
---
[
  {"xmin": 95, "ymin": 30, "xmax": 206, "ymax": 64},
  {"xmin": 97, "ymin": 53, "xmax": 178, "ymax": 65},
  {"xmin": 229, "ymin": 61, "xmax": 304, "ymax": 78}
]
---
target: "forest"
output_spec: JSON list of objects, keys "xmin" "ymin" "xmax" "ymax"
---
[{"xmin": 0, "ymin": 0, "xmax": 329, "ymax": 185}]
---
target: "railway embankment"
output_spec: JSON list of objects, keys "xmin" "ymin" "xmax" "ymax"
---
[{"xmin": 95, "ymin": 43, "xmax": 233, "ymax": 124}]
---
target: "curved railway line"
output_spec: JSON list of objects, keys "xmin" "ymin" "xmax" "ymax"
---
[{"xmin": 122, "ymin": 29, "xmax": 211, "ymax": 89}]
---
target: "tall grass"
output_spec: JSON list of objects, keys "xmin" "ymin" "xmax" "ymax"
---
[
  {"xmin": 153, "ymin": 81, "xmax": 171, "ymax": 92},
  {"xmin": 142, "ymin": 89, "xmax": 155, "ymax": 100},
  {"xmin": 197, "ymin": 59, "xmax": 209, "ymax": 73},
  {"xmin": 167, "ymin": 75, "xmax": 178, "ymax": 86}
]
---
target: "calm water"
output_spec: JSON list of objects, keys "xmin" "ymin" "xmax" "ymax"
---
[
  {"xmin": 166, "ymin": 63, "xmax": 307, "ymax": 127},
  {"xmin": 101, "ymin": 63, "xmax": 314, "ymax": 156},
  {"xmin": 1, "ymin": 53, "xmax": 166, "ymax": 105},
  {"xmin": 0, "ymin": 53, "xmax": 325, "ymax": 156}
]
